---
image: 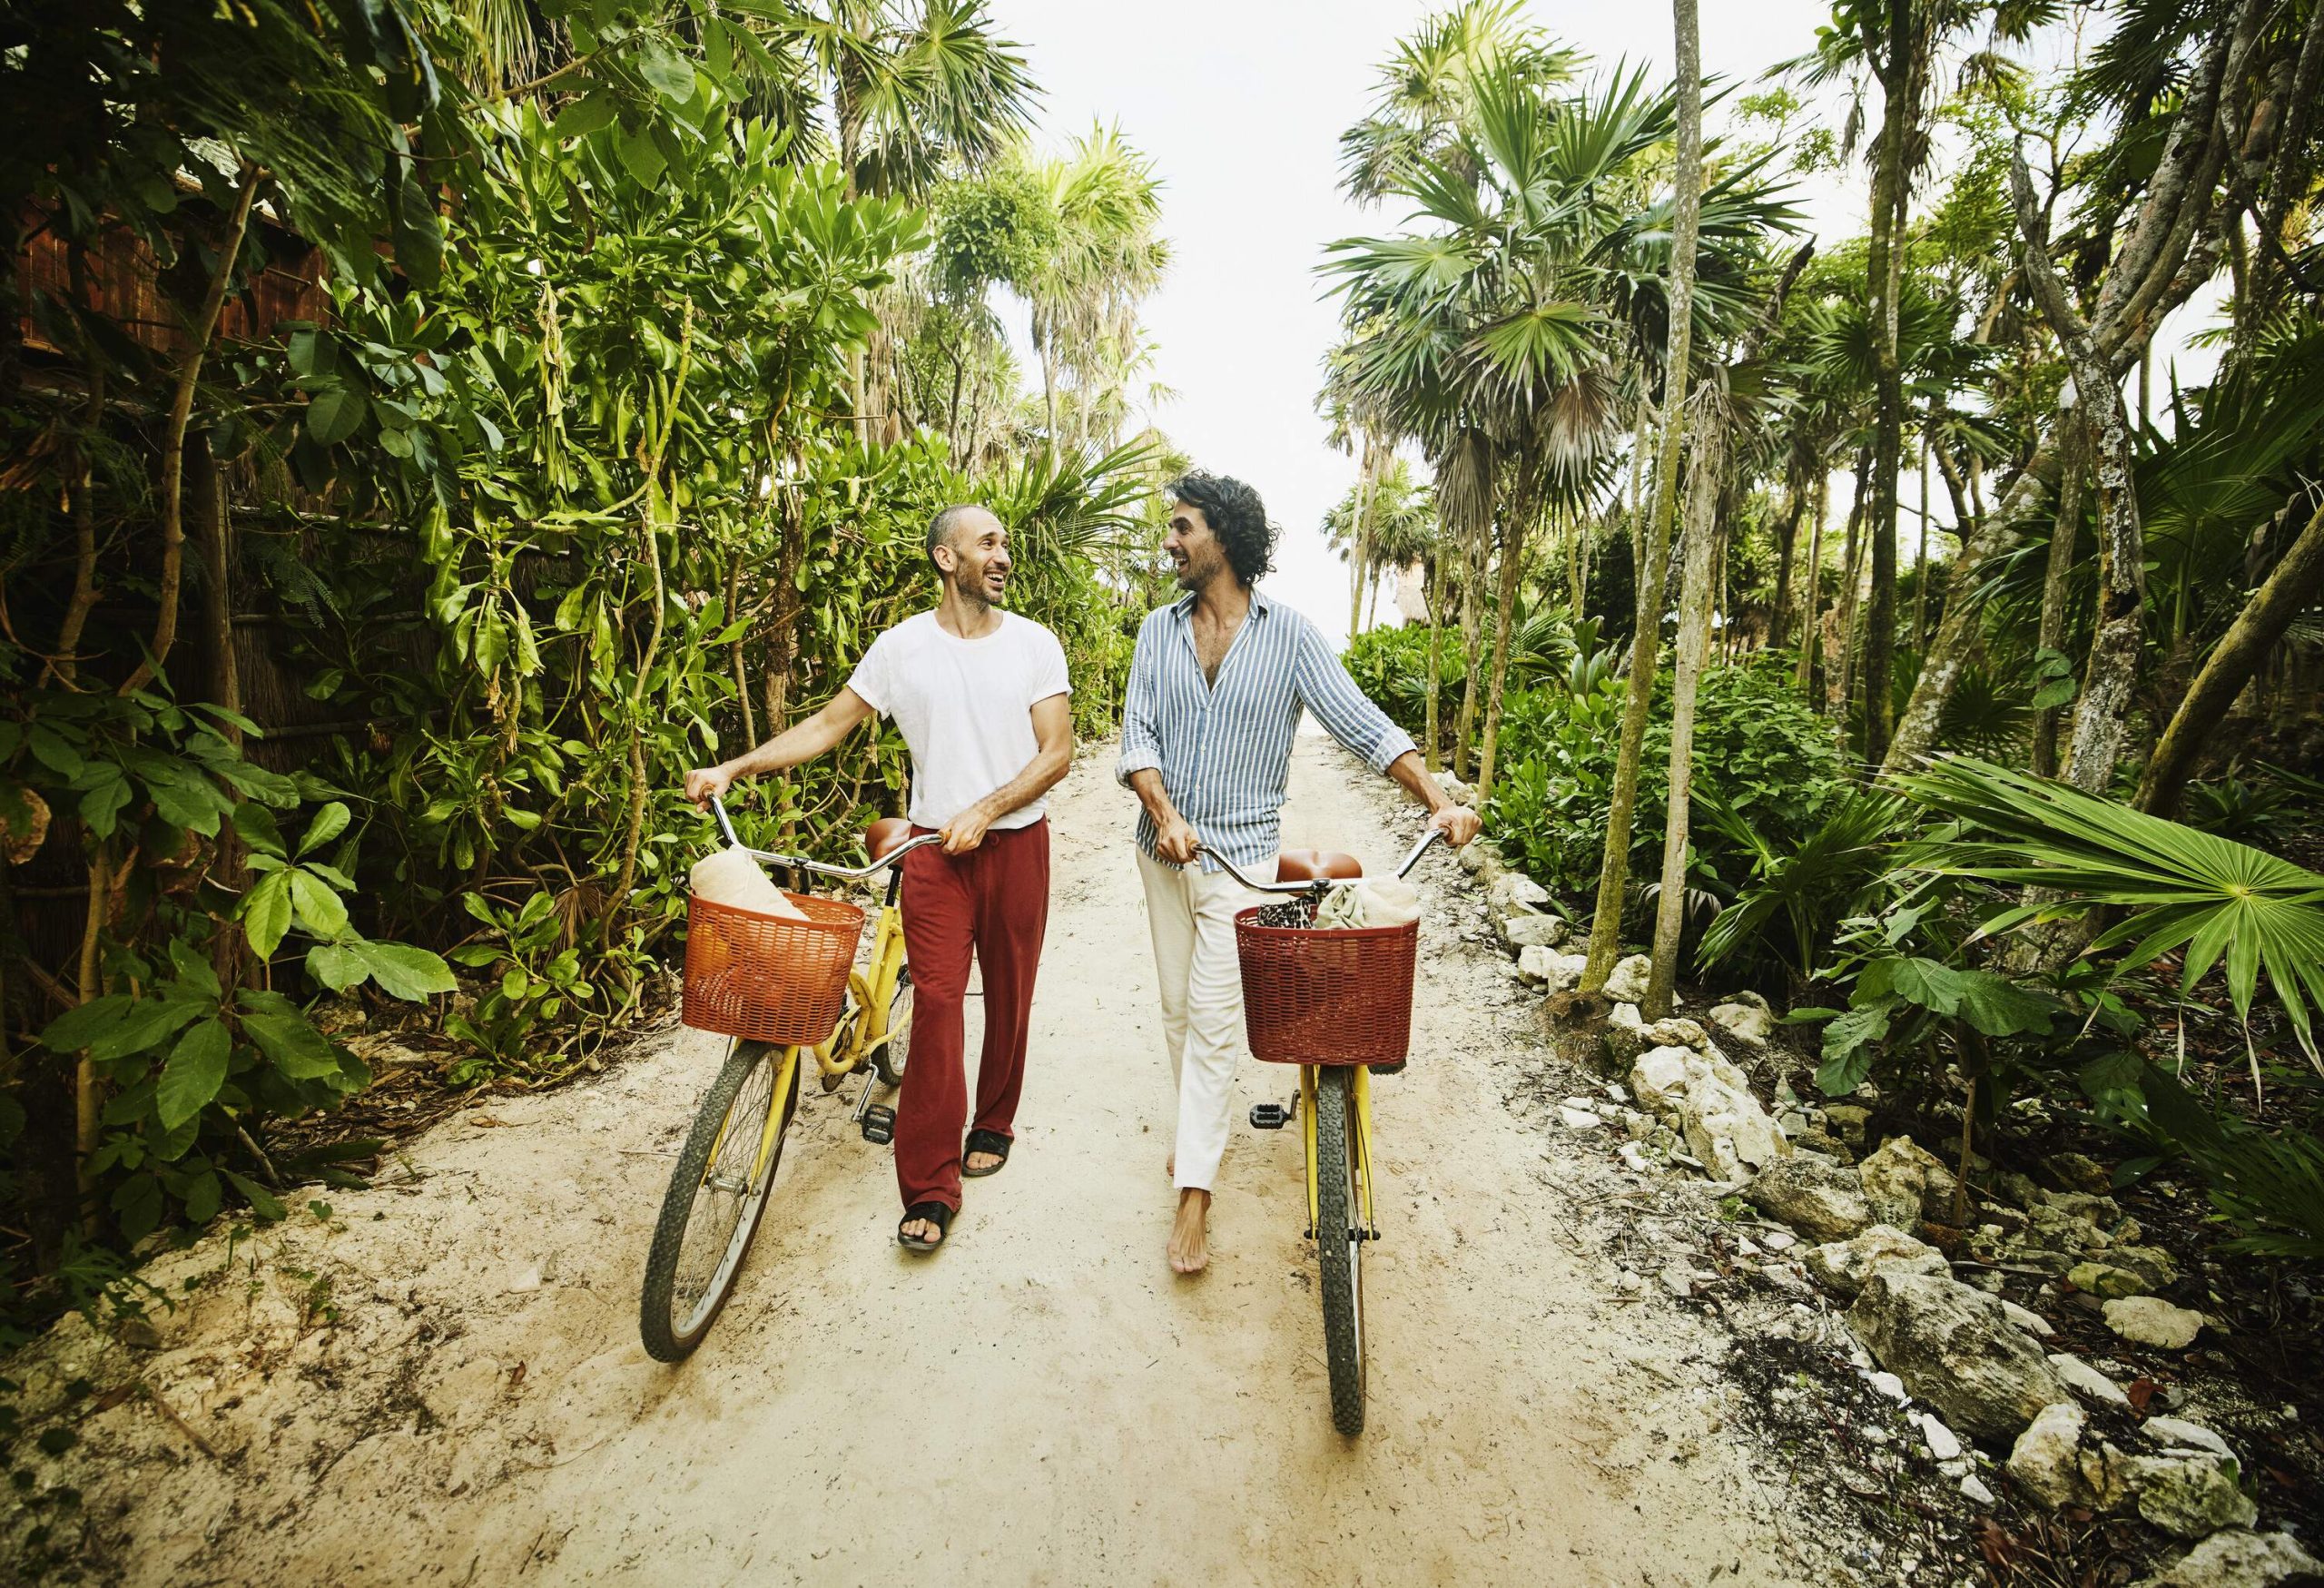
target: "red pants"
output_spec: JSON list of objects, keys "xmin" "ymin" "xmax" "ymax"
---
[{"xmin": 894, "ymin": 819, "xmax": 1049, "ymax": 1210}]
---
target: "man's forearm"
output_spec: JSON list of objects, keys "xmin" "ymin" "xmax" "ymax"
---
[
  {"xmin": 970, "ymin": 742, "xmax": 1073, "ymax": 824},
  {"xmin": 725, "ymin": 712, "xmax": 847, "ymax": 780},
  {"xmin": 1384, "ymin": 750, "xmax": 1455, "ymax": 814},
  {"xmin": 1127, "ymin": 767, "xmax": 1182, "ymax": 827}
]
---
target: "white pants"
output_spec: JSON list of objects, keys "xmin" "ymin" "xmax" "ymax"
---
[{"xmin": 1137, "ymin": 849, "xmax": 1277, "ymax": 1192}]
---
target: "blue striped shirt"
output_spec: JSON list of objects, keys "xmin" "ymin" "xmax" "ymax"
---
[{"xmin": 1115, "ymin": 588, "xmax": 1417, "ymax": 872}]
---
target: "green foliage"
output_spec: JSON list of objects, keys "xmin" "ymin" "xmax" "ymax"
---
[
  {"xmin": 1899, "ymin": 757, "xmax": 2324, "ymax": 1067},
  {"xmin": 1487, "ymin": 661, "xmax": 1848, "ymax": 924},
  {"xmin": 1697, "ymin": 789, "xmax": 1905, "ymax": 988},
  {"xmin": 1343, "ymin": 624, "xmax": 1469, "ymax": 745},
  {"xmin": 2112, "ymin": 1060, "xmax": 2324, "ymax": 1260}
]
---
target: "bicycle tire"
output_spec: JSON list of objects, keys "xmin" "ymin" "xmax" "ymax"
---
[
  {"xmin": 638, "ymin": 1040, "xmax": 800, "ymax": 1362},
  {"xmin": 872, "ymin": 966, "xmax": 913, "ymax": 1087},
  {"xmin": 1313, "ymin": 1067, "xmax": 1367, "ymax": 1435}
]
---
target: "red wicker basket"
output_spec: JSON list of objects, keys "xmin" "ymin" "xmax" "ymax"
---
[
  {"xmin": 682, "ymin": 892, "xmax": 864, "ymax": 1044},
  {"xmin": 1233, "ymin": 908, "xmax": 1419, "ymax": 1066}
]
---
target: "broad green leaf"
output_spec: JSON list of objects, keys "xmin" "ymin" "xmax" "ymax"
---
[
  {"xmin": 306, "ymin": 941, "xmax": 366, "ymax": 991},
  {"xmin": 41, "ymin": 995, "xmax": 133, "ymax": 1052},
  {"xmin": 299, "ymin": 801, "xmax": 351, "ymax": 856},
  {"xmin": 288, "ymin": 868, "xmax": 350, "ymax": 938},
  {"xmin": 305, "ymin": 388, "xmax": 367, "ymax": 447},
  {"xmin": 617, "ymin": 123, "xmax": 667, "ymax": 186},
  {"xmin": 552, "ymin": 91, "xmax": 618, "ymax": 141},
  {"xmin": 87, "ymin": 998, "xmax": 204, "ymax": 1062},
  {"xmin": 222, "ymin": 1169, "xmax": 286, "ymax": 1222},
  {"xmin": 242, "ymin": 870, "xmax": 294, "ymax": 957},
  {"xmin": 155, "ymin": 1019, "xmax": 231, "ymax": 1128},
  {"xmin": 241, "ymin": 1011, "xmax": 343, "ymax": 1080},
  {"xmin": 635, "ymin": 40, "xmax": 697, "ymax": 102},
  {"xmin": 1952, "ymin": 971, "xmax": 2058, "ymax": 1039},
  {"xmin": 353, "ymin": 940, "xmax": 457, "ymax": 1001},
  {"xmin": 183, "ymin": 1169, "xmax": 223, "ymax": 1223}
]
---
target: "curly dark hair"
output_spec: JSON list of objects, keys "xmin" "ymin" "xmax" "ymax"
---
[{"xmin": 1167, "ymin": 471, "xmax": 1275, "ymax": 587}]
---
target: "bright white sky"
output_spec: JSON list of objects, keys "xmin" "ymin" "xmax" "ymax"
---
[{"xmin": 992, "ymin": 0, "xmax": 2211, "ymax": 647}]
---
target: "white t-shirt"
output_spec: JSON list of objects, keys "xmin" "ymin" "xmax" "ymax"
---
[{"xmin": 845, "ymin": 610, "xmax": 1070, "ymax": 830}]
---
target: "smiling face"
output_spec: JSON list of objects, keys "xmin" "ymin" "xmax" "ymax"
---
[
  {"xmin": 1162, "ymin": 500, "xmax": 1230, "ymax": 593},
  {"xmin": 934, "ymin": 507, "xmax": 1011, "ymax": 607}
]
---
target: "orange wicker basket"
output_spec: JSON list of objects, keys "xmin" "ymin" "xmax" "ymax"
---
[
  {"xmin": 682, "ymin": 892, "xmax": 865, "ymax": 1044},
  {"xmin": 1233, "ymin": 908, "xmax": 1419, "ymax": 1066}
]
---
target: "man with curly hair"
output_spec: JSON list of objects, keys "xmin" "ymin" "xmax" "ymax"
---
[{"xmin": 1117, "ymin": 471, "xmax": 1479, "ymax": 1274}]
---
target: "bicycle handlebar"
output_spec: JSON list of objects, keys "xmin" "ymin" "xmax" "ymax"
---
[
  {"xmin": 1195, "ymin": 826, "xmax": 1448, "ymax": 894},
  {"xmin": 704, "ymin": 794, "xmax": 942, "ymax": 879}
]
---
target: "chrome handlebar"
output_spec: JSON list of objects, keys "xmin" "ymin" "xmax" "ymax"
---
[
  {"xmin": 704, "ymin": 794, "xmax": 941, "ymax": 878},
  {"xmin": 1195, "ymin": 826, "xmax": 1448, "ymax": 894}
]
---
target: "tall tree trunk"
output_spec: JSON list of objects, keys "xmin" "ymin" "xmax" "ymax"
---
[
  {"xmin": 1832, "ymin": 464, "xmax": 1870, "ymax": 755},
  {"xmin": 1582, "ymin": 0, "xmax": 1702, "ymax": 992},
  {"xmin": 120, "ymin": 165, "xmax": 260, "ymax": 698},
  {"xmin": 1858, "ymin": 0, "xmax": 1915, "ymax": 767},
  {"xmin": 1795, "ymin": 470, "xmax": 1827, "ymax": 693},
  {"xmin": 2138, "ymin": 498, "xmax": 2324, "ymax": 816},
  {"xmin": 1825, "ymin": 453, "xmax": 1869, "ymax": 717},
  {"xmin": 1475, "ymin": 509, "xmax": 1531, "ymax": 805},
  {"xmin": 1647, "ymin": 425, "xmax": 1723, "ymax": 1019},
  {"xmin": 2010, "ymin": 156, "xmax": 2150, "ymax": 795},
  {"xmin": 2031, "ymin": 419, "xmax": 2087, "ymax": 777},
  {"xmin": 1453, "ymin": 518, "xmax": 1489, "ymax": 781},
  {"xmin": 1886, "ymin": 439, "xmax": 2056, "ymax": 768},
  {"xmin": 1912, "ymin": 433, "xmax": 1934, "ymax": 649},
  {"xmin": 1768, "ymin": 479, "xmax": 1805, "ymax": 649},
  {"xmin": 1424, "ymin": 546, "xmax": 1444, "ymax": 773},
  {"xmin": 74, "ymin": 850, "xmax": 110, "ymax": 1234}
]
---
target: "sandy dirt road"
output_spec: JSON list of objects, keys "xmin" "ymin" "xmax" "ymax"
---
[{"xmin": 17, "ymin": 735, "xmax": 1799, "ymax": 1587}]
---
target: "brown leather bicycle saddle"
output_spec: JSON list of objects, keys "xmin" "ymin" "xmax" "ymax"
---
[
  {"xmin": 1275, "ymin": 848, "xmax": 1363, "ymax": 883},
  {"xmin": 864, "ymin": 817, "xmax": 916, "ymax": 863}
]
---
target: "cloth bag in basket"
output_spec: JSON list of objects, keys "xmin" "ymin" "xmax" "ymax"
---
[
  {"xmin": 1313, "ymin": 877, "xmax": 1421, "ymax": 931},
  {"xmin": 688, "ymin": 844, "xmax": 806, "ymax": 980}
]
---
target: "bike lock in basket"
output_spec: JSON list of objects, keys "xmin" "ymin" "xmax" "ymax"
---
[
  {"xmin": 683, "ymin": 893, "xmax": 864, "ymax": 1043},
  {"xmin": 1233, "ymin": 911, "xmax": 1419, "ymax": 1067}
]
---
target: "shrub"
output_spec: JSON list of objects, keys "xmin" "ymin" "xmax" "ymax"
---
[
  {"xmin": 1487, "ymin": 660, "xmax": 1850, "ymax": 931},
  {"xmin": 1343, "ymin": 624, "xmax": 1467, "ymax": 746}
]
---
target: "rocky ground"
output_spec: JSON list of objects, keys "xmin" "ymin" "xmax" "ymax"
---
[{"xmin": 1441, "ymin": 787, "xmax": 2324, "ymax": 1588}]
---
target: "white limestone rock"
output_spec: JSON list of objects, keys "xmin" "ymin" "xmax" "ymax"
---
[
  {"xmin": 1601, "ymin": 953, "xmax": 1653, "ymax": 1005},
  {"xmin": 2046, "ymin": 1353, "xmax": 2132, "ymax": 1410},
  {"xmin": 1803, "ymin": 1224, "xmax": 1948, "ymax": 1299},
  {"xmin": 2131, "ymin": 1530, "xmax": 2323, "ymax": 1588},
  {"xmin": 2105, "ymin": 1296, "xmax": 2207, "ymax": 1349}
]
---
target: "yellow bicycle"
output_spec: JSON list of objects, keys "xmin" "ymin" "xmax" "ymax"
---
[
  {"xmin": 638, "ymin": 799, "xmax": 935, "ymax": 1363},
  {"xmin": 1205, "ymin": 829, "xmax": 1444, "ymax": 1435}
]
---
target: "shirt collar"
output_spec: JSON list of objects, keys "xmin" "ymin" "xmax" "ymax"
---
[{"xmin": 1167, "ymin": 585, "xmax": 1272, "ymax": 621}]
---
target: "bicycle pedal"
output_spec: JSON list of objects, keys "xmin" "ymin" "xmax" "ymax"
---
[
  {"xmin": 860, "ymin": 1104, "xmax": 895, "ymax": 1145},
  {"xmin": 1248, "ymin": 1102, "xmax": 1292, "ymax": 1130}
]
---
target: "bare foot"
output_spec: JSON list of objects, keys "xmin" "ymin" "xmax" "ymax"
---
[
  {"xmin": 900, "ymin": 1215, "xmax": 944, "ymax": 1248},
  {"xmin": 1168, "ymin": 1189, "xmax": 1210, "ymax": 1275},
  {"xmin": 967, "ymin": 1148, "xmax": 1004, "ymax": 1175}
]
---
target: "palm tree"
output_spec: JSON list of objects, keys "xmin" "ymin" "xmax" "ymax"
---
[{"xmin": 1025, "ymin": 127, "xmax": 1169, "ymax": 454}]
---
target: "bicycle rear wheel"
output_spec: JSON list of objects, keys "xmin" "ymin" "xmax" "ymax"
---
[
  {"xmin": 639, "ymin": 1039, "xmax": 800, "ymax": 1362},
  {"xmin": 1313, "ymin": 1066, "xmax": 1367, "ymax": 1435}
]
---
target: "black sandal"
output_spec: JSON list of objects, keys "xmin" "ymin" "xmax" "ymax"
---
[
  {"xmin": 897, "ymin": 1201, "xmax": 953, "ymax": 1253},
  {"xmin": 962, "ymin": 1129, "xmax": 1012, "ymax": 1179}
]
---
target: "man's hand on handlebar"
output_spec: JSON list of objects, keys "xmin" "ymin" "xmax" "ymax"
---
[
  {"xmin": 940, "ymin": 800, "xmax": 996, "ymax": 855},
  {"xmin": 1428, "ymin": 804, "xmax": 1482, "ymax": 847},
  {"xmin": 684, "ymin": 764, "xmax": 734, "ymax": 810},
  {"xmin": 1153, "ymin": 810, "xmax": 1199, "ymax": 866}
]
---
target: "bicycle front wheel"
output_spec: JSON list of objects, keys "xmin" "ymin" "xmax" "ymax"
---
[
  {"xmin": 1313, "ymin": 1066, "xmax": 1367, "ymax": 1435},
  {"xmin": 639, "ymin": 1039, "xmax": 800, "ymax": 1362}
]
